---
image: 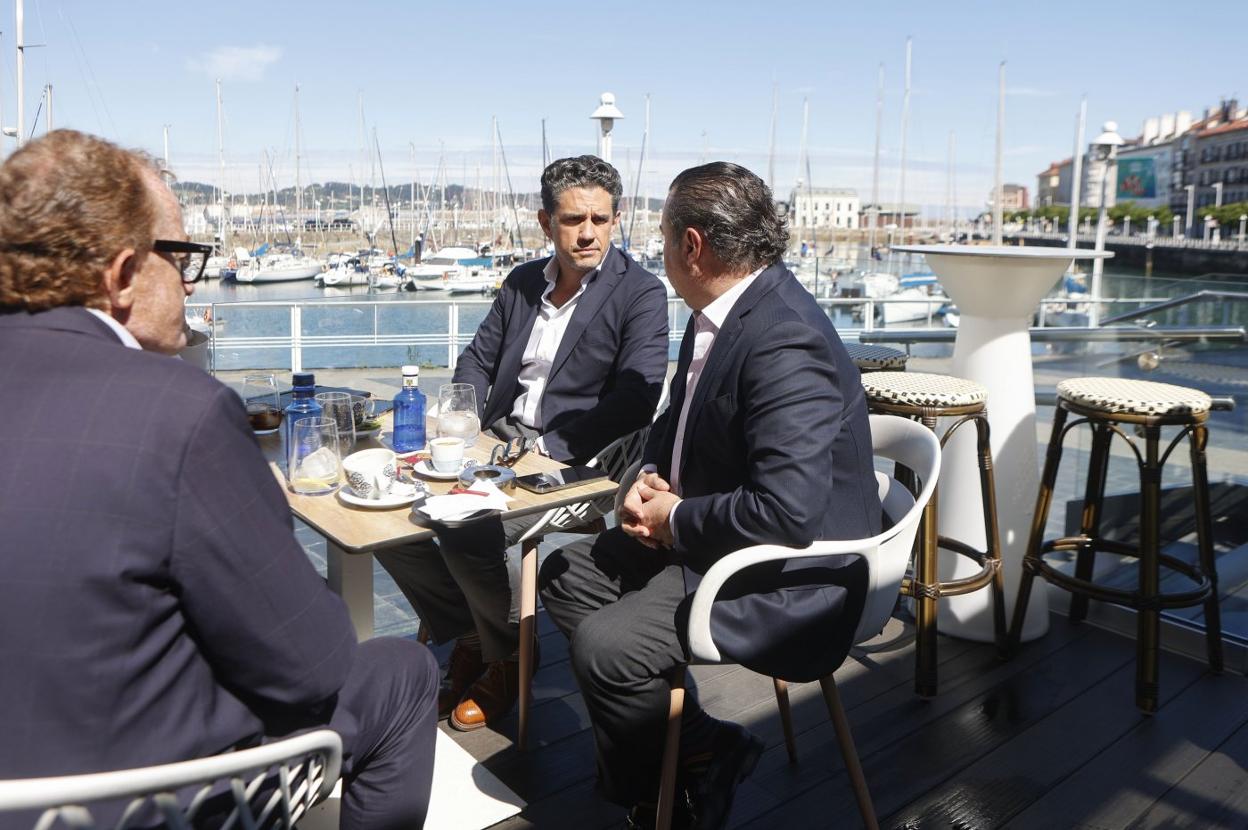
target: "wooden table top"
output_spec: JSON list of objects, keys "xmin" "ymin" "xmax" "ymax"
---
[{"xmin": 262, "ymin": 414, "xmax": 619, "ymax": 554}]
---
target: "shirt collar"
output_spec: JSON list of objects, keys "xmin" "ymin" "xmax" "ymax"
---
[
  {"xmin": 86, "ymin": 307, "xmax": 143, "ymax": 350},
  {"xmin": 698, "ymin": 265, "xmax": 766, "ymax": 331}
]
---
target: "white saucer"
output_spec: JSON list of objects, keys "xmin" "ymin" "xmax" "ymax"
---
[
  {"xmin": 338, "ymin": 487, "xmax": 421, "ymax": 509},
  {"xmin": 412, "ymin": 459, "xmax": 467, "ymax": 480}
]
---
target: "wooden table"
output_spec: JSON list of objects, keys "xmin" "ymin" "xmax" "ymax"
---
[{"xmin": 262, "ymin": 415, "xmax": 618, "ymax": 640}]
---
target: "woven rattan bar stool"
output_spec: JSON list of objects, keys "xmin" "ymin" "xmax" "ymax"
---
[
  {"xmin": 845, "ymin": 342, "xmax": 908, "ymax": 373},
  {"xmin": 861, "ymin": 371, "xmax": 1007, "ymax": 697},
  {"xmin": 1008, "ymin": 377, "xmax": 1223, "ymax": 713}
]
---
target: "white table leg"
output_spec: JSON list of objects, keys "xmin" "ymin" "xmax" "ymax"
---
[
  {"xmin": 327, "ymin": 541, "xmax": 375, "ymax": 641},
  {"xmin": 937, "ymin": 314, "xmax": 1050, "ymax": 643}
]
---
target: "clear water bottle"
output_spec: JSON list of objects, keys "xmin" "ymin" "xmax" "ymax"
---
[
  {"xmin": 392, "ymin": 365, "xmax": 426, "ymax": 453},
  {"xmin": 281, "ymin": 372, "xmax": 322, "ymax": 467}
]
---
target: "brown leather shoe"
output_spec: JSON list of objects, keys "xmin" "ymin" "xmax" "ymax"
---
[
  {"xmin": 437, "ymin": 638, "xmax": 485, "ymax": 719},
  {"xmin": 449, "ymin": 659, "xmax": 520, "ymax": 731}
]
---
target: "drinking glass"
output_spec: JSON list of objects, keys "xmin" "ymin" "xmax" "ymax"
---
[
  {"xmin": 287, "ymin": 416, "xmax": 342, "ymax": 495},
  {"xmin": 315, "ymin": 391, "xmax": 356, "ymax": 447},
  {"xmin": 437, "ymin": 382, "xmax": 480, "ymax": 448},
  {"xmin": 350, "ymin": 394, "xmax": 377, "ymax": 428},
  {"xmin": 242, "ymin": 373, "xmax": 283, "ymax": 435}
]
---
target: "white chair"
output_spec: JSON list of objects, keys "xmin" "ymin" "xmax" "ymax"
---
[
  {"xmin": 654, "ymin": 414, "xmax": 942, "ymax": 830},
  {"xmin": 0, "ymin": 729, "xmax": 342, "ymax": 830},
  {"xmin": 511, "ymin": 381, "xmax": 670, "ymax": 749}
]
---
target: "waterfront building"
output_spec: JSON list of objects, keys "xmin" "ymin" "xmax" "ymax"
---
[
  {"xmin": 1191, "ymin": 100, "xmax": 1248, "ymax": 209},
  {"xmin": 988, "ymin": 183, "xmax": 1029, "ymax": 212},
  {"xmin": 1036, "ymin": 158, "xmax": 1073, "ymax": 208},
  {"xmin": 858, "ymin": 202, "xmax": 920, "ymax": 230},
  {"xmin": 787, "ymin": 186, "xmax": 861, "ymax": 230}
]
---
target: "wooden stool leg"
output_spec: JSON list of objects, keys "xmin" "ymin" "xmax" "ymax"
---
[
  {"xmin": 913, "ymin": 413, "xmax": 940, "ymax": 697},
  {"xmin": 518, "ymin": 538, "xmax": 539, "ymax": 750},
  {"xmin": 1070, "ymin": 422, "xmax": 1113, "ymax": 623},
  {"xmin": 1010, "ymin": 405, "xmax": 1069, "ymax": 656},
  {"xmin": 772, "ymin": 678, "xmax": 799, "ymax": 764},
  {"xmin": 974, "ymin": 412, "xmax": 1007, "ymax": 657},
  {"xmin": 820, "ymin": 675, "xmax": 879, "ymax": 830},
  {"xmin": 656, "ymin": 667, "xmax": 687, "ymax": 830},
  {"xmin": 1189, "ymin": 423, "xmax": 1224, "ymax": 673},
  {"xmin": 1136, "ymin": 426, "xmax": 1163, "ymax": 714}
]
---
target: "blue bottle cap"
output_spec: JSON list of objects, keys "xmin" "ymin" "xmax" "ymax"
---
[{"xmin": 292, "ymin": 372, "xmax": 315, "ymax": 388}]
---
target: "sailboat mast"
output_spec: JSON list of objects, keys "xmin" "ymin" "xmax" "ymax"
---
[
  {"xmin": 15, "ymin": 0, "xmax": 24, "ymax": 147},
  {"xmin": 869, "ymin": 63, "xmax": 883, "ymax": 251},
  {"xmin": 1067, "ymin": 97, "xmax": 1087, "ymax": 249},
  {"xmin": 945, "ymin": 131, "xmax": 956, "ymax": 240},
  {"xmin": 993, "ymin": 61, "xmax": 1005, "ymax": 246},
  {"xmin": 897, "ymin": 37, "xmax": 911, "ymax": 246},
  {"xmin": 767, "ymin": 82, "xmax": 778, "ymax": 192},
  {"xmin": 294, "ymin": 84, "xmax": 302, "ymax": 224},
  {"xmin": 797, "ymin": 98, "xmax": 809, "ymax": 235},
  {"xmin": 541, "ymin": 118, "xmax": 549, "ymax": 169},
  {"xmin": 216, "ymin": 79, "xmax": 228, "ymax": 246}
]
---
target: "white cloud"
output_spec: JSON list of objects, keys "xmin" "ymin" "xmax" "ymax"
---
[{"xmin": 187, "ymin": 44, "xmax": 283, "ymax": 82}]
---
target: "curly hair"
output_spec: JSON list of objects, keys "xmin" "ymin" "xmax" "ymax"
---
[
  {"xmin": 540, "ymin": 155, "xmax": 623, "ymax": 215},
  {"xmin": 0, "ymin": 130, "xmax": 162, "ymax": 312},
  {"xmin": 665, "ymin": 162, "xmax": 789, "ymax": 272}
]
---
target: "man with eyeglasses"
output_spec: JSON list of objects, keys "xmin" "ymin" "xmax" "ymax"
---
[{"xmin": 0, "ymin": 130, "xmax": 439, "ymax": 830}]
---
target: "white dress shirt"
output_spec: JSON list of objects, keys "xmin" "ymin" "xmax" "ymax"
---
[
  {"xmin": 509, "ymin": 249, "xmax": 607, "ymax": 429},
  {"xmin": 86, "ymin": 307, "xmax": 142, "ymax": 350},
  {"xmin": 637, "ymin": 267, "xmax": 762, "ymax": 549}
]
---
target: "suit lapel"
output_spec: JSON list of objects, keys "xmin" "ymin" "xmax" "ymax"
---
[
  {"xmin": 489, "ymin": 268, "xmax": 546, "ymax": 420},
  {"xmin": 545, "ymin": 245, "xmax": 625, "ymax": 384},
  {"xmin": 675, "ymin": 264, "xmax": 785, "ymax": 483},
  {"xmin": 658, "ymin": 313, "xmax": 698, "ymax": 476}
]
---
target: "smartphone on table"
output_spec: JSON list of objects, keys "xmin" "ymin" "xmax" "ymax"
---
[{"xmin": 515, "ymin": 465, "xmax": 608, "ymax": 494}]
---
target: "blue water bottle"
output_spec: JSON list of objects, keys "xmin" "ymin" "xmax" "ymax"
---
[
  {"xmin": 282, "ymin": 372, "xmax": 322, "ymax": 467},
  {"xmin": 392, "ymin": 365, "xmax": 426, "ymax": 453}
]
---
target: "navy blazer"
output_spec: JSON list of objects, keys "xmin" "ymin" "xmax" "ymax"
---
[
  {"xmin": 647, "ymin": 263, "xmax": 883, "ymax": 680},
  {"xmin": 0, "ymin": 308, "xmax": 357, "ymax": 783},
  {"xmin": 453, "ymin": 245, "xmax": 669, "ymax": 463}
]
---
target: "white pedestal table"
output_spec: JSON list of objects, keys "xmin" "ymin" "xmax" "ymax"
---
[{"xmin": 892, "ymin": 245, "xmax": 1113, "ymax": 643}]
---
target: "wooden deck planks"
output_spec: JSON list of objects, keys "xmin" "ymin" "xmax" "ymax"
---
[{"xmin": 443, "ymin": 612, "xmax": 1248, "ymax": 830}]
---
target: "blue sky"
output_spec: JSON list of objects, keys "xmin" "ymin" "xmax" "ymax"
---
[{"xmin": 2, "ymin": 0, "xmax": 1245, "ymax": 213}]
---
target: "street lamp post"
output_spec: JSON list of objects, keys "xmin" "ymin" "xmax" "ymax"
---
[
  {"xmin": 1089, "ymin": 121, "xmax": 1123, "ymax": 328},
  {"xmin": 1204, "ymin": 216, "xmax": 1214, "ymax": 243},
  {"xmin": 1173, "ymin": 215, "xmax": 1182, "ymax": 238},
  {"xmin": 1185, "ymin": 184, "xmax": 1196, "ymax": 237},
  {"xmin": 1124, "ymin": 216, "xmax": 1131, "ymax": 237},
  {"xmin": 1240, "ymin": 214, "xmax": 1247, "ymax": 247},
  {"xmin": 1213, "ymin": 181, "xmax": 1224, "ymax": 208}
]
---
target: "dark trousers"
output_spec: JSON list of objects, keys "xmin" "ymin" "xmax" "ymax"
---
[
  {"xmin": 261, "ymin": 638, "xmax": 440, "ymax": 830},
  {"xmin": 538, "ymin": 530, "xmax": 715, "ymax": 807},
  {"xmin": 375, "ymin": 417, "xmax": 540, "ymax": 663}
]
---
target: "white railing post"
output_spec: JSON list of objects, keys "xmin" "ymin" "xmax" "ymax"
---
[
  {"xmin": 864, "ymin": 299, "xmax": 875, "ymax": 332},
  {"xmin": 290, "ymin": 305, "xmax": 303, "ymax": 373},
  {"xmin": 447, "ymin": 302, "xmax": 459, "ymax": 370}
]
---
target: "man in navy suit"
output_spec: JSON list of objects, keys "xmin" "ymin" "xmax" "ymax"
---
[
  {"xmin": 540, "ymin": 163, "xmax": 881, "ymax": 829},
  {"xmin": 377, "ymin": 156, "xmax": 669, "ymax": 731},
  {"xmin": 0, "ymin": 130, "xmax": 438, "ymax": 830}
]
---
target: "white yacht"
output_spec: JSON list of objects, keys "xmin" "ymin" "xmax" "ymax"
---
[{"xmin": 235, "ymin": 252, "xmax": 323, "ymax": 283}]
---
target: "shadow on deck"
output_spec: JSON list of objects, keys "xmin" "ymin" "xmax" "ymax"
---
[{"xmin": 437, "ymin": 608, "xmax": 1248, "ymax": 829}]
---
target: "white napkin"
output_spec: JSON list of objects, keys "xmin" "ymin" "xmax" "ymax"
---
[{"xmin": 419, "ymin": 479, "xmax": 513, "ymax": 521}]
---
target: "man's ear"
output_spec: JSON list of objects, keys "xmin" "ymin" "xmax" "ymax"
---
[
  {"xmin": 683, "ymin": 226, "xmax": 703, "ymax": 269},
  {"xmin": 537, "ymin": 209, "xmax": 552, "ymax": 240},
  {"xmin": 101, "ymin": 248, "xmax": 139, "ymax": 317}
]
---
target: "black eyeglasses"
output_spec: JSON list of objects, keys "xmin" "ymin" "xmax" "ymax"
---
[{"xmin": 153, "ymin": 239, "xmax": 214, "ymax": 284}]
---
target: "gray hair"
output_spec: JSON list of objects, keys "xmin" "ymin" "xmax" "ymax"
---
[
  {"xmin": 540, "ymin": 155, "xmax": 623, "ymax": 214},
  {"xmin": 664, "ymin": 162, "xmax": 788, "ymax": 271}
]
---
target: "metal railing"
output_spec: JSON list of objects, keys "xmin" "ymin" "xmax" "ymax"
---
[
  {"xmin": 188, "ymin": 294, "xmax": 1248, "ymax": 374},
  {"xmin": 1101, "ymin": 290, "xmax": 1248, "ymax": 325}
]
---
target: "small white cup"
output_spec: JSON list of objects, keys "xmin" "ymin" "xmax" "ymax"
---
[
  {"xmin": 429, "ymin": 436, "xmax": 465, "ymax": 473},
  {"xmin": 342, "ymin": 448, "xmax": 397, "ymax": 499}
]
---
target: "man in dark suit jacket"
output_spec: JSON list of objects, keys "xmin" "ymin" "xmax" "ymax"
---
[
  {"xmin": 540, "ymin": 162, "xmax": 881, "ymax": 829},
  {"xmin": 378, "ymin": 156, "xmax": 669, "ymax": 732},
  {"xmin": 0, "ymin": 130, "xmax": 438, "ymax": 830}
]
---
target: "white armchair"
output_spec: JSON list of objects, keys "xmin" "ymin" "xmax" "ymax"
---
[
  {"xmin": 655, "ymin": 414, "xmax": 941, "ymax": 830},
  {"xmin": 0, "ymin": 729, "xmax": 342, "ymax": 830}
]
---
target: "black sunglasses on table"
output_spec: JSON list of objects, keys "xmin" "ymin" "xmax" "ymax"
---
[{"xmin": 153, "ymin": 239, "xmax": 214, "ymax": 284}]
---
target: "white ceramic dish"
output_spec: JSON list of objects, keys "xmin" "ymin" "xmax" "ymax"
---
[
  {"xmin": 412, "ymin": 459, "xmax": 469, "ymax": 481},
  {"xmin": 338, "ymin": 487, "xmax": 421, "ymax": 509}
]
